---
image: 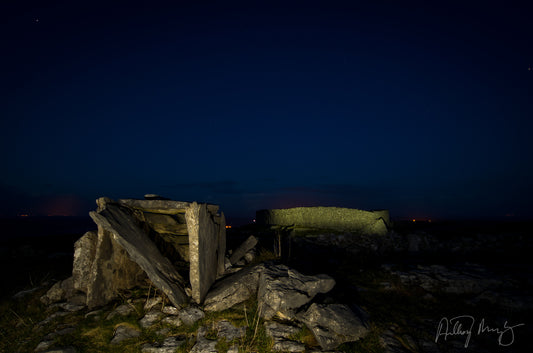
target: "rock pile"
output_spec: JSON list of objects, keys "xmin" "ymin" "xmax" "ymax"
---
[{"xmin": 36, "ymin": 196, "xmax": 371, "ymax": 352}]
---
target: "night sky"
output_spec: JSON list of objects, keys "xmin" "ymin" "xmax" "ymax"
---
[{"xmin": 1, "ymin": 0, "xmax": 532, "ymax": 222}]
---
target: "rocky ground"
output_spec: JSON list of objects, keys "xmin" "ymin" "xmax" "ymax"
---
[{"xmin": 1, "ymin": 219, "xmax": 532, "ymax": 352}]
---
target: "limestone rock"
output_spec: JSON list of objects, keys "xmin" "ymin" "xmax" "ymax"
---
[
  {"xmin": 272, "ymin": 340, "xmax": 306, "ymax": 352},
  {"xmin": 258, "ymin": 263, "xmax": 336, "ymax": 320},
  {"xmin": 106, "ymin": 304, "xmax": 135, "ymax": 320},
  {"xmin": 57, "ymin": 302, "xmax": 84, "ymax": 312},
  {"xmin": 72, "ymin": 231, "xmax": 97, "ymax": 293},
  {"xmin": 141, "ymin": 337, "xmax": 185, "ymax": 353},
  {"xmin": 143, "ymin": 213, "xmax": 188, "ymax": 235},
  {"xmin": 161, "ymin": 316, "xmax": 182, "ymax": 327},
  {"xmin": 90, "ymin": 202, "xmax": 188, "ymax": 308},
  {"xmin": 144, "ymin": 296, "xmax": 163, "ymax": 311},
  {"xmin": 40, "ymin": 277, "xmax": 75, "ymax": 305},
  {"xmin": 265, "ymin": 321, "xmax": 305, "ymax": 352},
  {"xmin": 215, "ymin": 320, "xmax": 246, "ymax": 341},
  {"xmin": 110, "ymin": 324, "xmax": 141, "ymax": 345},
  {"xmin": 229, "ymin": 235, "xmax": 258, "ymax": 265},
  {"xmin": 139, "ymin": 309, "xmax": 165, "ymax": 328},
  {"xmin": 300, "ymin": 303, "xmax": 369, "ymax": 350},
  {"xmin": 34, "ymin": 340, "xmax": 54, "ymax": 352},
  {"xmin": 186, "ymin": 202, "xmax": 225, "ymax": 304},
  {"xmin": 191, "ymin": 326, "xmax": 218, "ymax": 353},
  {"xmin": 85, "ymin": 226, "xmax": 147, "ymax": 308},
  {"xmin": 178, "ymin": 306, "xmax": 205, "ymax": 326},
  {"xmin": 162, "ymin": 305, "xmax": 180, "ymax": 315},
  {"xmin": 203, "ymin": 264, "xmax": 263, "ymax": 312}
]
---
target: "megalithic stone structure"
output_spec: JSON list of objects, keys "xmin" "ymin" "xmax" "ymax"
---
[{"xmin": 72, "ymin": 197, "xmax": 227, "ymax": 309}]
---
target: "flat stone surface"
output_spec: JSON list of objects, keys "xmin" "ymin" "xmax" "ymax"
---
[
  {"xmin": 90, "ymin": 202, "xmax": 188, "ymax": 308},
  {"xmin": 203, "ymin": 264, "xmax": 263, "ymax": 312},
  {"xmin": 300, "ymin": 303, "xmax": 369, "ymax": 350}
]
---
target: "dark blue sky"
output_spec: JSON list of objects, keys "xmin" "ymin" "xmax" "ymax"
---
[{"xmin": 1, "ymin": 0, "xmax": 532, "ymax": 221}]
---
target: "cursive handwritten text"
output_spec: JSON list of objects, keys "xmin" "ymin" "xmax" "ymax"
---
[{"xmin": 435, "ymin": 315, "xmax": 524, "ymax": 348}]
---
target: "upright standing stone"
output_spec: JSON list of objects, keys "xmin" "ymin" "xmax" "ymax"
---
[
  {"xmin": 72, "ymin": 231, "xmax": 97, "ymax": 293},
  {"xmin": 186, "ymin": 202, "xmax": 221, "ymax": 304}
]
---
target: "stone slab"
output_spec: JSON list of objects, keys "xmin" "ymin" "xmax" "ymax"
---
[{"xmin": 90, "ymin": 202, "xmax": 188, "ymax": 308}]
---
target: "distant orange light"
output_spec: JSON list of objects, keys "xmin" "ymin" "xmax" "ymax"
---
[
  {"xmin": 19, "ymin": 214, "xmax": 29, "ymax": 217},
  {"xmin": 412, "ymin": 219, "xmax": 416, "ymax": 222},
  {"xmin": 225, "ymin": 225, "xmax": 232, "ymax": 229},
  {"xmin": 428, "ymin": 219, "xmax": 432, "ymax": 223}
]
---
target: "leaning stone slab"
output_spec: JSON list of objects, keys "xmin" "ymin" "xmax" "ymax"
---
[
  {"xmin": 203, "ymin": 264, "xmax": 263, "ymax": 312},
  {"xmin": 229, "ymin": 235, "xmax": 258, "ymax": 265},
  {"xmin": 90, "ymin": 202, "xmax": 188, "ymax": 308},
  {"xmin": 258, "ymin": 263, "xmax": 336, "ymax": 320},
  {"xmin": 300, "ymin": 303, "xmax": 369, "ymax": 350}
]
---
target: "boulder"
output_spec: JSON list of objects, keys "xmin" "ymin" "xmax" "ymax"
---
[
  {"xmin": 215, "ymin": 320, "xmax": 246, "ymax": 342},
  {"xmin": 40, "ymin": 277, "xmax": 76, "ymax": 305},
  {"xmin": 106, "ymin": 304, "xmax": 135, "ymax": 320},
  {"xmin": 300, "ymin": 303, "xmax": 369, "ymax": 350},
  {"xmin": 90, "ymin": 201, "xmax": 188, "ymax": 308},
  {"xmin": 190, "ymin": 326, "xmax": 217, "ymax": 353},
  {"xmin": 139, "ymin": 309, "xmax": 165, "ymax": 328},
  {"xmin": 229, "ymin": 235, "xmax": 258, "ymax": 265},
  {"xmin": 162, "ymin": 305, "xmax": 180, "ymax": 315},
  {"xmin": 72, "ymin": 231, "xmax": 97, "ymax": 293},
  {"xmin": 203, "ymin": 264, "xmax": 263, "ymax": 312},
  {"xmin": 258, "ymin": 263, "xmax": 336, "ymax": 320},
  {"xmin": 178, "ymin": 306, "xmax": 205, "ymax": 326},
  {"xmin": 264, "ymin": 321, "xmax": 305, "ymax": 352},
  {"xmin": 161, "ymin": 316, "xmax": 182, "ymax": 327},
  {"xmin": 110, "ymin": 324, "xmax": 141, "ymax": 345}
]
